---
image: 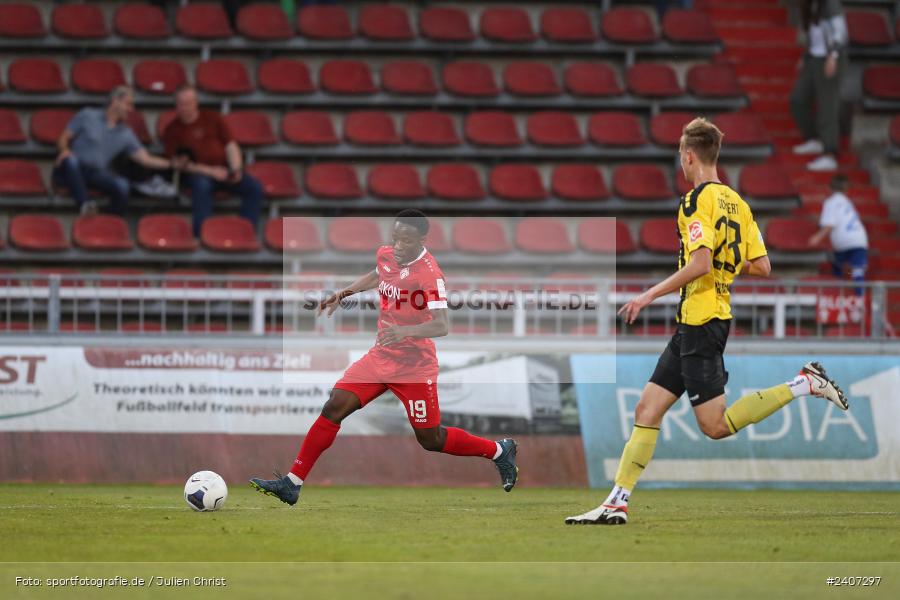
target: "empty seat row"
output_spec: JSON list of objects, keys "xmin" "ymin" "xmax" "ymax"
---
[
  {"xmin": 846, "ymin": 10, "xmax": 900, "ymax": 46},
  {"xmin": 863, "ymin": 65, "xmax": 900, "ymax": 101},
  {"xmin": 0, "ymin": 159, "xmax": 796, "ymax": 203},
  {"xmin": 0, "ymin": 57, "xmax": 742, "ymax": 100},
  {"xmin": 0, "ymin": 213, "xmax": 828, "ymax": 257},
  {"xmin": 0, "ymin": 3, "xmax": 717, "ymax": 45},
  {"xmin": 1, "ymin": 108, "xmax": 765, "ymax": 151}
]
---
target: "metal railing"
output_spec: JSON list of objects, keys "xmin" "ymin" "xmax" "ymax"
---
[{"xmin": 0, "ymin": 273, "xmax": 895, "ymax": 340}]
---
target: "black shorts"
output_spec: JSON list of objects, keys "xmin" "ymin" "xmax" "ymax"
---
[{"xmin": 649, "ymin": 318, "xmax": 730, "ymax": 406}]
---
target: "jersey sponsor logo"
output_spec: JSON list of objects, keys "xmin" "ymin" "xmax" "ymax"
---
[
  {"xmin": 689, "ymin": 220, "xmax": 703, "ymax": 243},
  {"xmin": 378, "ymin": 280, "xmax": 402, "ymax": 301}
]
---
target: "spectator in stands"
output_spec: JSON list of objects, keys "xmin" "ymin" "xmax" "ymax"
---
[
  {"xmin": 790, "ymin": 0, "xmax": 848, "ymax": 172},
  {"xmin": 161, "ymin": 84, "xmax": 263, "ymax": 237},
  {"xmin": 808, "ymin": 174, "xmax": 868, "ymax": 293},
  {"xmin": 53, "ymin": 86, "xmax": 174, "ymax": 215}
]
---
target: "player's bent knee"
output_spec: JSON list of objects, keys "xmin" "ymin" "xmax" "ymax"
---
[
  {"xmin": 699, "ymin": 421, "xmax": 730, "ymax": 440},
  {"xmin": 414, "ymin": 429, "xmax": 443, "ymax": 452},
  {"xmin": 321, "ymin": 390, "xmax": 360, "ymax": 423}
]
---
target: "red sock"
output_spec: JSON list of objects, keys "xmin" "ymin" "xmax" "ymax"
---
[
  {"xmin": 441, "ymin": 427, "xmax": 497, "ymax": 459},
  {"xmin": 290, "ymin": 415, "xmax": 340, "ymax": 480}
]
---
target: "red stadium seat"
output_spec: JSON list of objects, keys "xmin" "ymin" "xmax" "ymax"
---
[
  {"xmin": 185, "ymin": 322, "xmax": 230, "ymax": 333},
  {"xmin": 846, "ymin": 11, "xmax": 891, "ymax": 46},
  {"xmin": 540, "ymin": 7, "xmax": 596, "ymax": 43},
  {"xmin": 891, "ymin": 116, "xmax": 900, "ymax": 146},
  {"xmin": 196, "ymin": 59, "xmax": 253, "ymax": 95},
  {"xmin": 578, "ymin": 218, "xmax": 629, "ymax": 253},
  {"xmin": 320, "ymin": 60, "xmax": 376, "ymax": 95},
  {"xmin": 626, "ymin": 63, "xmax": 682, "ymax": 97},
  {"xmin": 419, "ymin": 7, "xmax": 474, "ymax": 42},
  {"xmin": 480, "ymin": 7, "xmax": 536, "ymax": 43},
  {"xmin": 9, "ymin": 59, "xmax": 66, "ymax": 93},
  {"xmin": 675, "ymin": 167, "xmax": 729, "ymax": 195},
  {"xmin": 72, "ymin": 215, "xmax": 133, "ymax": 251},
  {"xmin": 258, "ymin": 59, "xmax": 314, "ymax": 94},
  {"xmin": 298, "ymin": 5, "xmax": 353, "ymax": 40},
  {"xmin": 766, "ymin": 219, "xmax": 821, "ymax": 252},
  {"xmin": 0, "ymin": 4, "xmax": 46, "ymax": 38},
  {"xmin": 422, "ymin": 220, "xmax": 450, "ymax": 253},
  {"xmin": 552, "ymin": 165, "xmax": 609, "ymax": 201},
  {"xmin": 641, "ymin": 219, "xmax": 679, "ymax": 253},
  {"xmin": 453, "ymin": 219, "xmax": 510, "ymax": 254},
  {"xmin": 614, "ymin": 164, "xmax": 672, "ymax": 200},
  {"xmin": 515, "ymin": 218, "xmax": 574, "ymax": 254},
  {"xmin": 163, "ymin": 269, "xmax": 211, "ymax": 289},
  {"xmin": 0, "ymin": 110, "xmax": 26, "ymax": 144},
  {"xmin": 224, "ymin": 111, "xmax": 277, "ymax": 146},
  {"xmin": 564, "ymin": 63, "xmax": 623, "ymax": 97},
  {"xmin": 52, "ymin": 4, "xmax": 107, "ymax": 39},
  {"xmin": 281, "ymin": 111, "xmax": 338, "ymax": 146},
  {"xmin": 155, "ymin": 111, "xmax": 176, "ymax": 140},
  {"xmin": 601, "ymin": 7, "xmax": 658, "ymax": 44},
  {"xmin": 713, "ymin": 113, "xmax": 770, "ymax": 145},
  {"xmin": 382, "ymin": 62, "xmax": 438, "ymax": 96},
  {"xmin": 650, "ymin": 111, "xmax": 694, "ymax": 146},
  {"xmin": 662, "ymin": 9, "xmax": 718, "ymax": 44},
  {"xmin": 360, "ymin": 4, "xmax": 414, "ymax": 41},
  {"xmin": 120, "ymin": 320, "xmax": 164, "ymax": 333},
  {"xmin": 443, "ymin": 62, "xmax": 499, "ymax": 97},
  {"xmin": 504, "ymin": 62, "xmax": 561, "ymax": 96},
  {"xmin": 527, "ymin": 112, "xmax": 583, "ymax": 147},
  {"xmin": 10, "ymin": 215, "xmax": 68, "ymax": 251},
  {"xmin": 237, "ymin": 3, "xmax": 293, "ymax": 40},
  {"xmin": 863, "ymin": 66, "xmax": 900, "ymax": 99},
  {"xmin": 176, "ymin": 3, "xmax": 233, "ymax": 39},
  {"xmin": 137, "ymin": 214, "xmax": 198, "ymax": 252},
  {"xmin": 465, "ymin": 111, "xmax": 522, "ymax": 147},
  {"xmin": 427, "ymin": 164, "xmax": 485, "ymax": 201},
  {"xmin": 305, "ymin": 163, "xmax": 362, "ymax": 199},
  {"xmin": 133, "ymin": 60, "xmax": 188, "ymax": 94},
  {"xmin": 71, "ymin": 59, "xmax": 126, "ymax": 94},
  {"xmin": 490, "ymin": 164, "xmax": 547, "ymax": 201},
  {"xmin": 201, "ymin": 216, "xmax": 260, "ymax": 252},
  {"xmin": 367, "ymin": 164, "xmax": 425, "ymax": 199},
  {"xmin": 265, "ymin": 217, "xmax": 324, "ymax": 253},
  {"xmin": 344, "ymin": 111, "xmax": 400, "ymax": 146},
  {"xmin": 739, "ymin": 164, "xmax": 796, "ymax": 198},
  {"xmin": 687, "ymin": 64, "xmax": 742, "ymax": 98},
  {"xmin": 589, "ymin": 112, "xmax": 646, "ymax": 146},
  {"xmin": 245, "ymin": 162, "xmax": 300, "ymax": 198},
  {"xmin": 30, "ymin": 109, "xmax": 74, "ymax": 145},
  {"xmin": 114, "ymin": 3, "xmax": 170, "ymax": 39},
  {"xmin": 404, "ymin": 112, "xmax": 460, "ymax": 147},
  {"xmin": 328, "ymin": 218, "xmax": 383, "ymax": 253},
  {"xmin": 97, "ymin": 267, "xmax": 149, "ymax": 289},
  {"xmin": 0, "ymin": 160, "xmax": 45, "ymax": 195}
]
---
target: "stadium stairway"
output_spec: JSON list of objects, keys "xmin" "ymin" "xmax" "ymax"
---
[{"xmin": 700, "ymin": 0, "xmax": 900, "ymax": 279}]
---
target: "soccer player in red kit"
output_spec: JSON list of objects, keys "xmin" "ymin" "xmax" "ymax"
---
[{"xmin": 250, "ymin": 210, "xmax": 519, "ymax": 505}]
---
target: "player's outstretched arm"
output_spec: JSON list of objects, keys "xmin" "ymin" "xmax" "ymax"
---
[
  {"xmin": 619, "ymin": 248, "xmax": 712, "ymax": 324},
  {"xmin": 377, "ymin": 308, "xmax": 449, "ymax": 346},
  {"xmin": 318, "ymin": 270, "xmax": 380, "ymax": 316}
]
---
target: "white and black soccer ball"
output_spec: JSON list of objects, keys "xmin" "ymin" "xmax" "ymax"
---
[{"xmin": 184, "ymin": 470, "xmax": 228, "ymax": 512}]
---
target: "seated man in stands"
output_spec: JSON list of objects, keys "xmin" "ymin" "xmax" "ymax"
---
[
  {"xmin": 161, "ymin": 84, "xmax": 263, "ymax": 238},
  {"xmin": 808, "ymin": 174, "xmax": 868, "ymax": 294},
  {"xmin": 54, "ymin": 85, "xmax": 174, "ymax": 215}
]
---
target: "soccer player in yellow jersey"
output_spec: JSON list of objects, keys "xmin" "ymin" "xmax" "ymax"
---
[{"xmin": 566, "ymin": 118, "xmax": 849, "ymax": 526}]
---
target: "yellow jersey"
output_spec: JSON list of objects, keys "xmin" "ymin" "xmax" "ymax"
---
[{"xmin": 676, "ymin": 182, "xmax": 767, "ymax": 325}]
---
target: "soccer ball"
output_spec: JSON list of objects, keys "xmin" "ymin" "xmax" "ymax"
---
[{"xmin": 184, "ymin": 470, "xmax": 228, "ymax": 512}]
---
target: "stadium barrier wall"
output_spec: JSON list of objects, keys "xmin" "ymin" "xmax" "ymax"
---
[{"xmin": 573, "ymin": 354, "xmax": 900, "ymax": 490}]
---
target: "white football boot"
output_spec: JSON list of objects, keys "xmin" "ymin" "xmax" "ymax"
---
[
  {"xmin": 801, "ymin": 361, "xmax": 849, "ymax": 410},
  {"xmin": 565, "ymin": 503, "xmax": 628, "ymax": 525}
]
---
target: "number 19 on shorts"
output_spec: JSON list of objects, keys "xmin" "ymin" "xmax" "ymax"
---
[{"xmin": 408, "ymin": 400, "xmax": 427, "ymax": 420}]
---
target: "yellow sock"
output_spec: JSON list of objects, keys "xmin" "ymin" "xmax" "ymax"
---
[
  {"xmin": 613, "ymin": 424, "xmax": 660, "ymax": 491},
  {"xmin": 724, "ymin": 384, "xmax": 794, "ymax": 434}
]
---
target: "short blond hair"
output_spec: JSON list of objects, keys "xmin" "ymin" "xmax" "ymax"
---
[{"xmin": 680, "ymin": 117, "xmax": 723, "ymax": 165}]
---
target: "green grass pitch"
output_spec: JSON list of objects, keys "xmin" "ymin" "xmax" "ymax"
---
[{"xmin": 1, "ymin": 484, "xmax": 898, "ymax": 599}]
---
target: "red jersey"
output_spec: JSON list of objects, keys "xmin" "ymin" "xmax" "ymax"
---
[
  {"xmin": 374, "ymin": 245, "xmax": 447, "ymax": 361},
  {"xmin": 161, "ymin": 110, "xmax": 234, "ymax": 167}
]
